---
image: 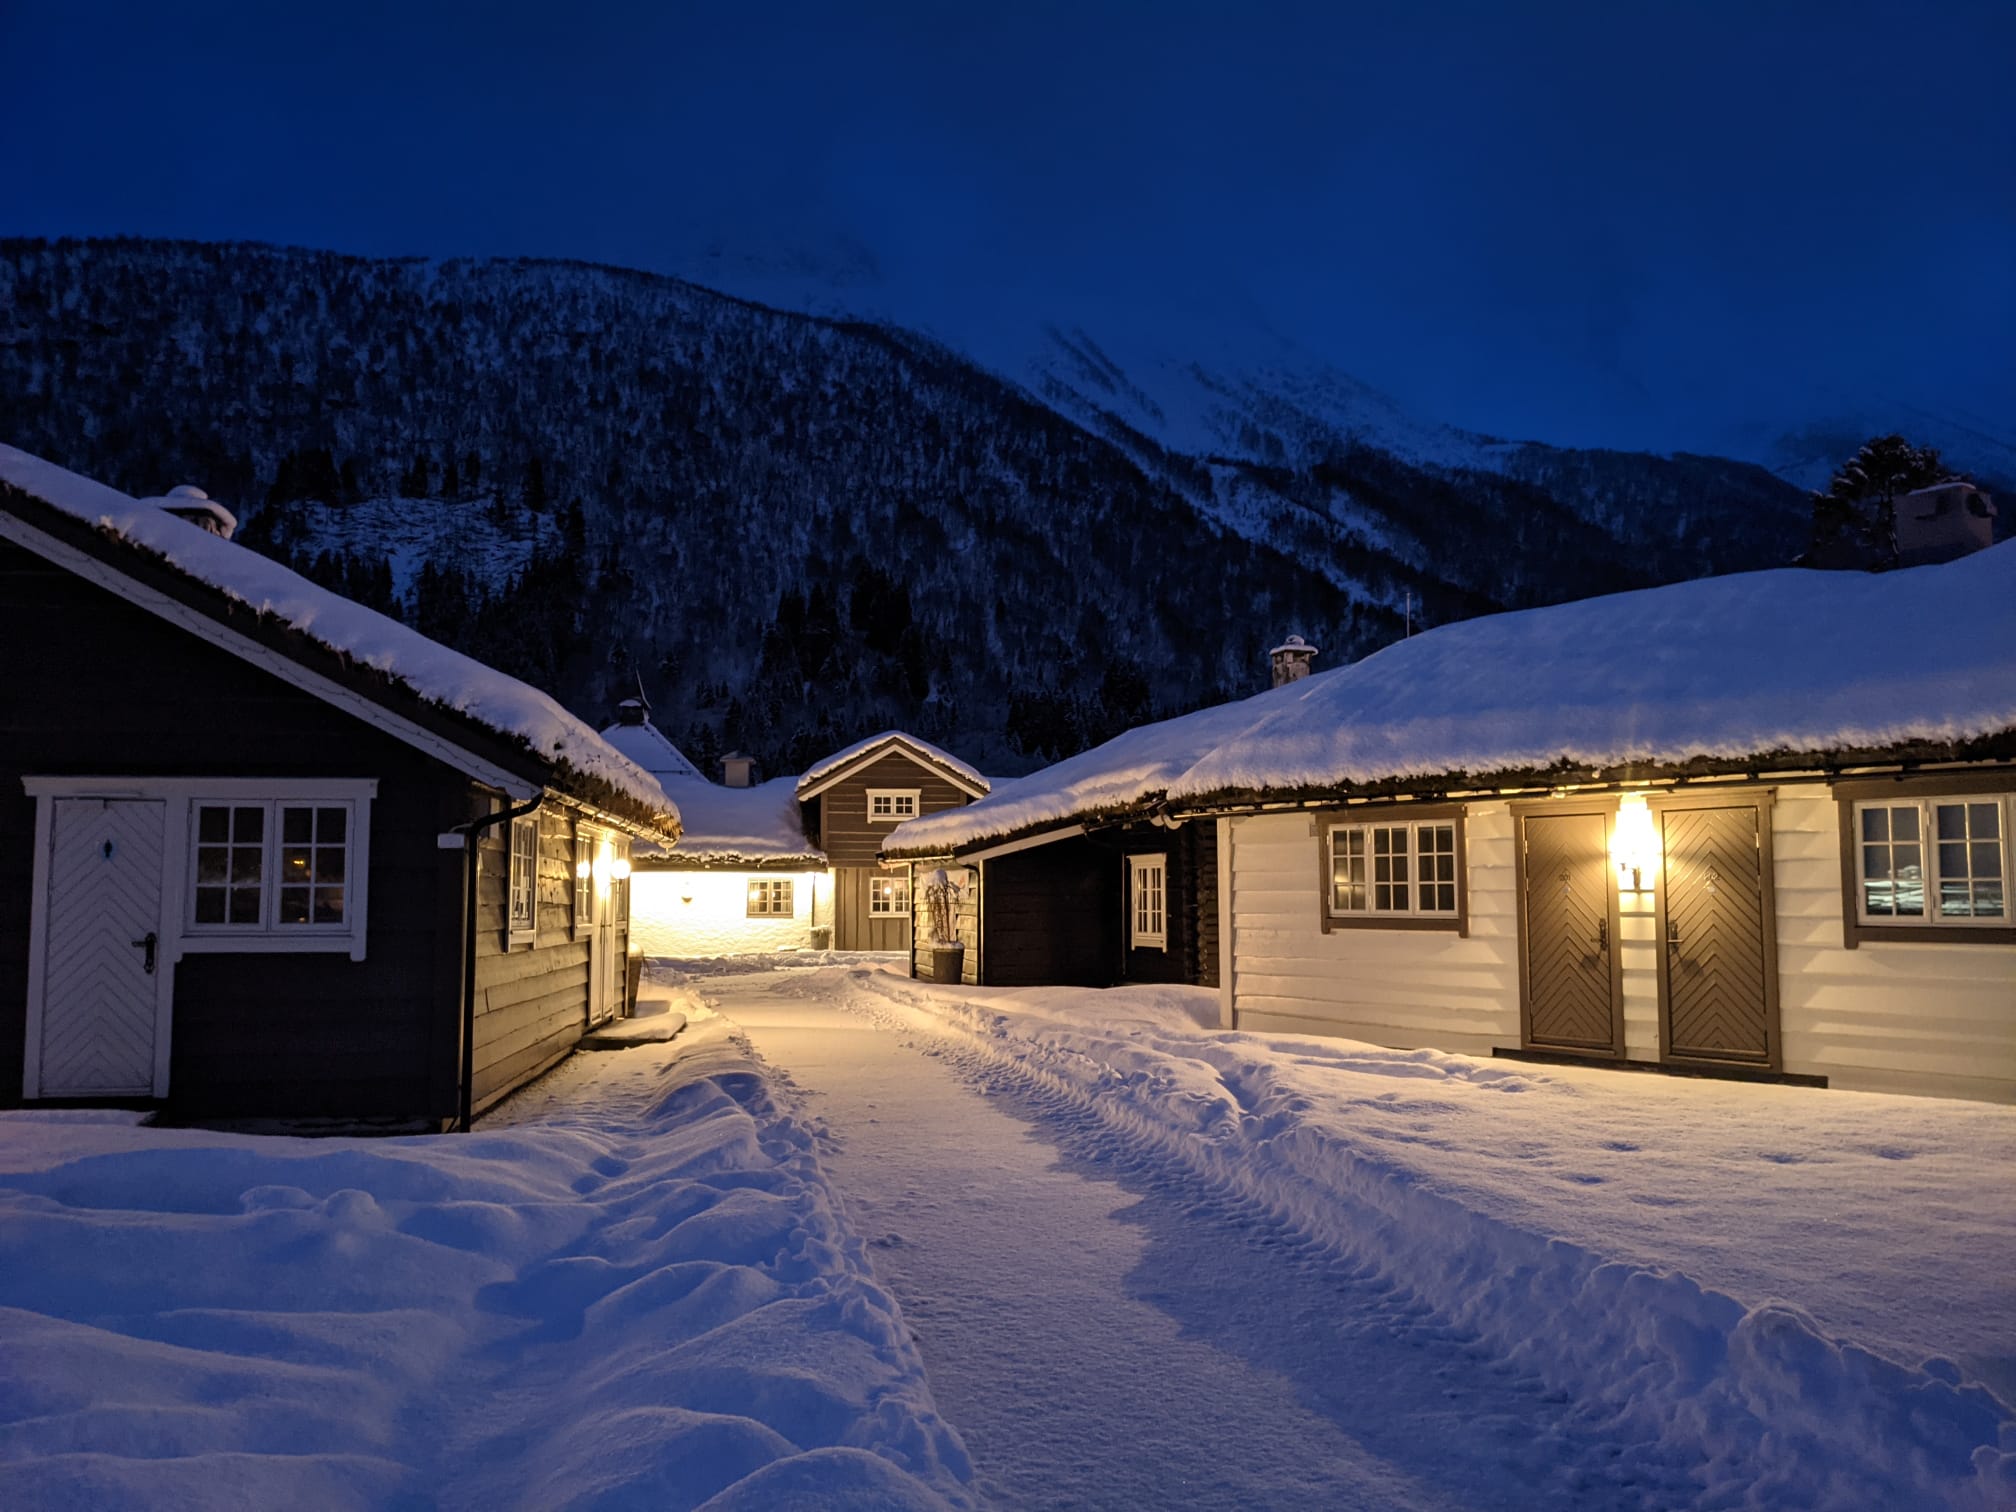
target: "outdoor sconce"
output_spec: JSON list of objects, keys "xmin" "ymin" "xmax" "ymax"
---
[
  {"xmin": 612, "ymin": 857, "xmax": 632, "ymax": 880},
  {"xmin": 1611, "ymin": 795, "xmax": 1658, "ymax": 893},
  {"xmin": 576, "ymin": 859, "xmax": 592, "ymax": 879}
]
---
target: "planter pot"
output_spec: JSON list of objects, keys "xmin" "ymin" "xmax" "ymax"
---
[{"xmin": 928, "ymin": 944, "xmax": 965, "ymax": 984}]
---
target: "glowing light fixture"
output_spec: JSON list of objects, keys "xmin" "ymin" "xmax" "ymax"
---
[
  {"xmin": 575, "ymin": 859, "xmax": 591, "ymax": 879},
  {"xmin": 612, "ymin": 856, "xmax": 632, "ymax": 880},
  {"xmin": 1611, "ymin": 795, "xmax": 1658, "ymax": 893}
]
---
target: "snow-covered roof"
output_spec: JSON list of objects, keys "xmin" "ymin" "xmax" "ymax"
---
[
  {"xmin": 0, "ymin": 445, "xmax": 677, "ymax": 824},
  {"xmin": 796, "ymin": 730, "xmax": 989, "ymax": 799},
  {"xmin": 636, "ymin": 776, "xmax": 825, "ymax": 867},
  {"xmin": 597, "ymin": 713, "xmax": 821, "ymax": 867},
  {"xmin": 597, "ymin": 717, "xmax": 706, "ymax": 783},
  {"xmin": 889, "ymin": 546, "xmax": 2016, "ymax": 854},
  {"xmin": 1173, "ymin": 545, "xmax": 2016, "ymax": 802},
  {"xmin": 882, "ymin": 681, "xmax": 1311, "ymax": 857}
]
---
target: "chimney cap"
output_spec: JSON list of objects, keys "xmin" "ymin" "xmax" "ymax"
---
[
  {"xmin": 148, "ymin": 484, "xmax": 238, "ymax": 540},
  {"xmin": 1269, "ymin": 634, "xmax": 1319, "ymax": 657}
]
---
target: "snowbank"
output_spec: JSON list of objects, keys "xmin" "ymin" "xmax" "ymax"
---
[
  {"xmin": 0, "ymin": 445, "xmax": 673, "ymax": 816},
  {"xmin": 0, "ymin": 1005, "xmax": 972, "ymax": 1511},
  {"xmin": 798, "ymin": 731, "xmax": 988, "ymax": 797},
  {"xmin": 834, "ymin": 969, "xmax": 2016, "ymax": 1510}
]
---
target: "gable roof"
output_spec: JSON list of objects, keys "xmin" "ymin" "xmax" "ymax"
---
[
  {"xmin": 887, "ymin": 546, "xmax": 2016, "ymax": 857},
  {"xmin": 598, "ymin": 714, "xmax": 823, "ymax": 868},
  {"xmin": 796, "ymin": 730, "xmax": 990, "ymax": 801},
  {"xmin": 0, "ymin": 445, "xmax": 679, "ymax": 837}
]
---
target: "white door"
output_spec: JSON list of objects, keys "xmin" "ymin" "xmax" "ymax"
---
[
  {"xmin": 590, "ymin": 837, "xmax": 618, "ymax": 1025},
  {"xmin": 39, "ymin": 798, "xmax": 167, "ymax": 1096}
]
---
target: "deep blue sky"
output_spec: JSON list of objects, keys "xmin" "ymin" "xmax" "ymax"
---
[{"xmin": 3, "ymin": 1, "xmax": 2010, "ymax": 454}]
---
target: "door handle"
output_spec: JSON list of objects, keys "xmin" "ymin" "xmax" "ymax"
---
[
  {"xmin": 1667, "ymin": 920, "xmax": 1680, "ymax": 944},
  {"xmin": 131, "ymin": 931, "xmax": 157, "ymax": 975},
  {"xmin": 1596, "ymin": 920, "xmax": 1608, "ymax": 951}
]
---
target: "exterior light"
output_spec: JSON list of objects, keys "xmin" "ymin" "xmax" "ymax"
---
[
  {"xmin": 612, "ymin": 857, "xmax": 632, "ymax": 880},
  {"xmin": 591, "ymin": 853, "xmax": 611, "ymax": 884},
  {"xmin": 1612, "ymin": 795, "xmax": 1658, "ymax": 892},
  {"xmin": 576, "ymin": 859, "xmax": 591, "ymax": 879}
]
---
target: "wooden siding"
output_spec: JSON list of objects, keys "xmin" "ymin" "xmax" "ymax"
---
[
  {"xmin": 910, "ymin": 865, "xmax": 981, "ymax": 984},
  {"xmin": 832, "ymin": 865, "xmax": 912, "ymax": 952},
  {"xmin": 810, "ymin": 751, "xmax": 976, "ymax": 867},
  {"xmin": 1226, "ymin": 808, "xmax": 1521, "ymax": 1054},
  {"xmin": 0, "ymin": 539, "xmax": 467, "ymax": 1120},
  {"xmin": 1227, "ymin": 789, "xmax": 2015, "ymax": 1102},
  {"xmin": 1115, "ymin": 822, "xmax": 1219, "ymax": 987},
  {"xmin": 1770, "ymin": 784, "xmax": 2014, "ymax": 1100},
  {"xmin": 469, "ymin": 806, "xmax": 594, "ymax": 1115},
  {"xmin": 978, "ymin": 836, "xmax": 1120, "ymax": 987}
]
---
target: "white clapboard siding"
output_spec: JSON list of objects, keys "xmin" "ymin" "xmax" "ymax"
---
[
  {"xmin": 1770, "ymin": 786, "xmax": 2016, "ymax": 1101},
  {"xmin": 1227, "ymin": 807, "xmax": 1521, "ymax": 1054}
]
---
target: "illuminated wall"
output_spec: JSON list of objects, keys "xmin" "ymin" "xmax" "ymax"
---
[{"xmin": 630, "ymin": 869, "xmax": 822, "ymax": 959}]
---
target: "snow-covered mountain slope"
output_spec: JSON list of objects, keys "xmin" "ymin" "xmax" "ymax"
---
[{"xmin": 0, "ymin": 237, "xmax": 1808, "ymax": 775}]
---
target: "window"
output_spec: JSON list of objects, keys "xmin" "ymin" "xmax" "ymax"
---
[
  {"xmin": 1854, "ymin": 797, "xmax": 2007, "ymax": 926},
  {"xmin": 1131, "ymin": 854, "xmax": 1167, "ymax": 949},
  {"xmin": 1323, "ymin": 813, "xmax": 1464, "ymax": 929},
  {"xmin": 574, "ymin": 825, "xmax": 594, "ymax": 936},
  {"xmin": 748, "ymin": 878, "xmax": 795, "ymax": 917},
  {"xmin": 191, "ymin": 800, "xmax": 354, "ymax": 933},
  {"xmin": 867, "ymin": 789, "xmax": 921, "ymax": 823},
  {"xmin": 508, "ymin": 814, "xmax": 538, "ymax": 945},
  {"xmin": 870, "ymin": 872, "xmax": 910, "ymax": 915}
]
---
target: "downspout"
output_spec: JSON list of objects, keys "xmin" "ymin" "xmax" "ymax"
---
[{"xmin": 452, "ymin": 792, "xmax": 543, "ymax": 1132}]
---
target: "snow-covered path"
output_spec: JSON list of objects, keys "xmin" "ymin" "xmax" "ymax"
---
[{"xmin": 707, "ymin": 970, "xmax": 1684, "ymax": 1511}]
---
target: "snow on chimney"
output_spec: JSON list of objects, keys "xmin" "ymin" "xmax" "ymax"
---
[
  {"xmin": 614, "ymin": 697, "xmax": 648, "ymax": 727},
  {"xmin": 155, "ymin": 484, "xmax": 237, "ymax": 540},
  {"xmin": 1268, "ymin": 634, "xmax": 1319, "ymax": 689},
  {"xmin": 721, "ymin": 753, "xmax": 756, "ymax": 788}
]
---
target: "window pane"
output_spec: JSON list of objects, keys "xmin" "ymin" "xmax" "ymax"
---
[
  {"xmin": 1972, "ymin": 842, "xmax": 2001, "ymax": 880},
  {"xmin": 194, "ymin": 888, "xmax": 225, "ymax": 923},
  {"xmin": 1939, "ymin": 843, "xmax": 1967, "ymax": 880},
  {"xmin": 231, "ymin": 848, "xmax": 263, "ymax": 884},
  {"xmin": 314, "ymin": 887, "xmax": 345, "ymax": 924},
  {"xmin": 198, "ymin": 806, "xmax": 229, "ymax": 842},
  {"xmin": 235, "ymin": 806, "xmax": 264, "ymax": 842},
  {"xmin": 1939, "ymin": 882, "xmax": 1971, "ymax": 918},
  {"xmin": 1893, "ymin": 807, "xmax": 1919, "ymax": 841},
  {"xmin": 283, "ymin": 844, "xmax": 312, "ymax": 879},
  {"xmin": 1863, "ymin": 883, "xmax": 1893, "ymax": 916},
  {"xmin": 1976, "ymin": 881, "xmax": 2005, "ymax": 918},
  {"xmin": 228, "ymin": 887, "xmax": 262, "ymax": 925},
  {"xmin": 319, "ymin": 807, "xmax": 347, "ymax": 843},
  {"xmin": 197, "ymin": 846, "xmax": 227, "ymax": 884},
  {"xmin": 283, "ymin": 807, "xmax": 313, "ymax": 843},
  {"xmin": 278, "ymin": 887, "xmax": 310, "ymax": 925},
  {"xmin": 1936, "ymin": 804, "xmax": 1965, "ymax": 841},
  {"xmin": 1862, "ymin": 845, "xmax": 1889, "ymax": 881},
  {"xmin": 316, "ymin": 849, "xmax": 345, "ymax": 884}
]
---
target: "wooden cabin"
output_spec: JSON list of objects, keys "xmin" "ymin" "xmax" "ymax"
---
[
  {"xmin": 891, "ymin": 554, "xmax": 2016, "ymax": 1103},
  {"xmin": 0, "ymin": 449, "xmax": 680, "ymax": 1129},
  {"xmin": 795, "ymin": 734, "xmax": 988, "ymax": 952}
]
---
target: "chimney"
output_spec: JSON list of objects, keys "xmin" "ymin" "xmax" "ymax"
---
[
  {"xmin": 156, "ymin": 484, "xmax": 238, "ymax": 540},
  {"xmin": 614, "ymin": 698, "xmax": 648, "ymax": 727},
  {"xmin": 1896, "ymin": 481, "xmax": 1997, "ymax": 568},
  {"xmin": 1268, "ymin": 634, "xmax": 1319, "ymax": 689},
  {"xmin": 721, "ymin": 753, "xmax": 756, "ymax": 788}
]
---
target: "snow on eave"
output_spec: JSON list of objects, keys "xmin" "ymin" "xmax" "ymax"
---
[
  {"xmin": 1165, "ymin": 546, "xmax": 2016, "ymax": 805},
  {"xmin": 640, "ymin": 775, "xmax": 822, "ymax": 867},
  {"xmin": 0, "ymin": 446, "xmax": 678, "ymax": 834},
  {"xmin": 796, "ymin": 729, "xmax": 990, "ymax": 799}
]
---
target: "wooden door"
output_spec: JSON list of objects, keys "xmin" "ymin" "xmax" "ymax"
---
[
  {"xmin": 589, "ymin": 836, "xmax": 617, "ymax": 1026},
  {"xmin": 1519, "ymin": 810, "xmax": 1622, "ymax": 1055},
  {"xmin": 39, "ymin": 798, "xmax": 166, "ymax": 1095},
  {"xmin": 1657, "ymin": 801, "xmax": 1776, "ymax": 1065}
]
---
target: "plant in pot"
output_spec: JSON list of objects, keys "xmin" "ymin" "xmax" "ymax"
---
[{"xmin": 922, "ymin": 868, "xmax": 965, "ymax": 983}]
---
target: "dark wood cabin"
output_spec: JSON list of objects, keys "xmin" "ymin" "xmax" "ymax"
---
[
  {"xmin": 905, "ymin": 819, "xmax": 1220, "ymax": 990},
  {"xmin": 0, "ymin": 463, "xmax": 677, "ymax": 1129},
  {"xmin": 795, "ymin": 735, "xmax": 988, "ymax": 952}
]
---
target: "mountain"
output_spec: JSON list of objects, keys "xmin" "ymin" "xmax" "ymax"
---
[{"xmin": 0, "ymin": 237, "xmax": 1809, "ymax": 774}]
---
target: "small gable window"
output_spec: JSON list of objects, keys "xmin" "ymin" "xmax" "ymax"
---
[
  {"xmin": 867, "ymin": 789, "xmax": 921, "ymax": 823},
  {"xmin": 748, "ymin": 878, "xmax": 795, "ymax": 917}
]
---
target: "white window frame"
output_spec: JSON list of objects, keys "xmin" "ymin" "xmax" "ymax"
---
[
  {"xmin": 1327, "ymin": 819, "xmax": 1461, "ymax": 922},
  {"xmin": 870, "ymin": 871, "xmax": 911, "ymax": 917},
  {"xmin": 1851, "ymin": 795, "xmax": 2011, "ymax": 930},
  {"xmin": 573, "ymin": 821, "xmax": 595, "ymax": 938},
  {"xmin": 508, "ymin": 814, "xmax": 539, "ymax": 946},
  {"xmin": 867, "ymin": 788, "xmax": 921, "ymax": 824},
  {"xmin": 748, "ymin": 878, "xmax": 795, "ymax": 917},
  {"xmin": 187, "ymin": 798, "xmax": 362, "ymax": 942},
  {"xmin": 1130, "ymin": 853, "xmax": 1167, "ymax": 950}
]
